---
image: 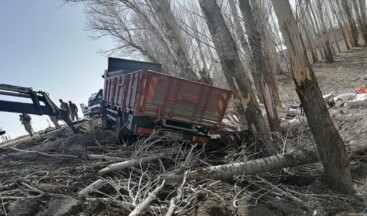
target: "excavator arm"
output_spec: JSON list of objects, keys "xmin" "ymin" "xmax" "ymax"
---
[{"xmin": 0, "ymin": 84, "xmax": 78, "ymax": 133}]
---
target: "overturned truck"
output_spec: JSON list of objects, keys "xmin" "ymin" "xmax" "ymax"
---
[{"xmin": 102, "ymin": 58, "xmax": 232, "ymax": 143}]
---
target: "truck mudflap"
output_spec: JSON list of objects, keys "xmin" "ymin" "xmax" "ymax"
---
[{"xmin": 134, "ymin": 126, "xmax": 210, "ymax": 144}]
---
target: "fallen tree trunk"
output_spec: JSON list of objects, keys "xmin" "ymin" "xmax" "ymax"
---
[
  {"xmin": 98, "ymin": 154, "xmax": 165, "ymax": 175},
  {"xmin": 163, "ymin": 144, "xmax": 366, "ymax": 182}
]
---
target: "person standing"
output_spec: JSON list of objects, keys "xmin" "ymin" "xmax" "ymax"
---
[
  {"xmin": 19, "ymin": 113, "xmax": 34, "ymax": 137},
  {"xmin": 59, "ymin": 99, "xmax": 71, "ymax": 118},
  {"xmin": 69, "ymin": 101, "xmax": 79, "ymax": 121}
]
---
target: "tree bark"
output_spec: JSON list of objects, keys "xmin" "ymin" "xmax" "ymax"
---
[
  {"xmin": 271, "ymin": 0, "xmax": 354, "ymax": 194},
  {"xmin": 239, "ymin": 0, "xmax": 281, "ymax": 133},
  {"xmin": 163, "ymin": 143, "xmax": 365, "ymax": 186},
  {"xmin": 341, "ymin": 0, "xmax": 359, "ymax": 47},
  {"xmin": 228, "ymin": 0, "xmax": 263, "ymax": 102},
  {"xmin": 359, "ymin": 0, "xmax": 367, "ymax": 46},
  {"xmin": 315, "ymin": 0, "xmax": 334, "ymax": 62},
  {"xmin": 198, "ymin": 0, "xmax": 274, "ymax": 156},
  {"xmin": 326, "ymin": 8, "xmax": 341, "ymax": 53},
  {"xmin": 352, "ymin": 0, "xmax": 367, "ymax": 45},
  {"xmin": 329, "ymin": 0, "xmax": 350, "ymax": 50},
  {"xmin": 307, "ymin": 0, "xmax": 333, "ymax": 62},
  {"xmin": 150, "ymin": 0, "xmax": 199, "ymax": 81}
]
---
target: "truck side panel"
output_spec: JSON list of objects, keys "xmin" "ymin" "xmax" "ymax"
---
[
  {"xmin": 105, "ymin": 70, "xmax": 232, "ymax": 127},
  {"xmin": 135, "ymin": 71, "xmax": 232, "ymax": 127}
]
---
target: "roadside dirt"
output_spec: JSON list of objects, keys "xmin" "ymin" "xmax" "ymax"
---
[{"xmin": 1, "ymin": 48, "xmax": 367, "ymax": 216}]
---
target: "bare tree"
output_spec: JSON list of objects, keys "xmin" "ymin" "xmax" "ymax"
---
[
  {"xmin": 239, "ymin": 0, "xmax": 281, "ymax": 133},
  {"xmin": 315, "ymin": 0, "xmax": 334, "ymax": 62},
  {"xmin": 351, "ymin": 0, "xmax": 367, "ymax": 45},
  {"xmin": 341, "ymin": 0, "xmax": 359, "ymax": 47},
  {"xmin": 271, "ymin": 0, "xmax": 354, "ymax": 193},
  {"xmin": 328, "ymin": 0, "xmax": 351, "ymax": 50},
  {"xmin": 148, "ymin": 0, "xmax": 199, "ymax": 81},
  {"xmin": 198, "ymin": 0, "xmax": 275, "ymax": 156}
]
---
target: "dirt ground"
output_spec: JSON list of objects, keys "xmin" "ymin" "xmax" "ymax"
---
[{"xmin": 1, "ymin": 48, "xmax": 367, "ymax": 216}]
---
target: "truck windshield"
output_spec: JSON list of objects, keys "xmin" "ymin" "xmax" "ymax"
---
[{"xmin": 88, "ymin": 99, "xmax": 101, "ymax": 107}]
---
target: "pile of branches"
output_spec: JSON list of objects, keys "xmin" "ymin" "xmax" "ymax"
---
[{"xmin": 1, "ymin": 119, "xmax": 367, "ymax": 215}]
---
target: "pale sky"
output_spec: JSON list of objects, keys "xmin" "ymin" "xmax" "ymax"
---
[{"xmin": 0, "ymin": 0, "xmax": 115, "ymax": 139}]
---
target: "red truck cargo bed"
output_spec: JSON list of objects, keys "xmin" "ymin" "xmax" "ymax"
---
[{"xmin": 105, "ymin": 70, "xmax": 232, "ymax": 127}]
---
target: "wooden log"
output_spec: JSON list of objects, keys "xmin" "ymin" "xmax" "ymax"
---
[
  {"xmin": 98, "ymin": 154, "xmax": 165, "ymax": 175},
  {"xmin": 163, "ymin": 144, "xmax": 367, "ymax": 182}
]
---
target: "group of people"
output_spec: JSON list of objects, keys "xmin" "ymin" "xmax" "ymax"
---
[
  {"xmin": 59, "ymin": 99, "xmax": 79, "ymax": 122},
  {"xmin": 19, "ymin": 99, "xmax": 80, "ymax": 137}
]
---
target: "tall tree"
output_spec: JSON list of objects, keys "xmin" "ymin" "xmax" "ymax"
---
[
  {"xmin": 328, "ymin": 0, "xmax": 351, "ymax": 50},
  {"xmin": 351, "ymin": 0, "xmax": 367, "ymax": 45},
  {"xmin": 271, "ymin": 0, "xmax": 354, "ymax": 193},
  {"xmin": 341, "ymin": 0, "xmax": 359, "ymax": 47},
  {"xmin": 198, "ymin": 0, "xmax": 275, "ymax": 156},
  {"xmin": 149, "ymin": 0, "xmax": 199, "ymax": 81},
  {"xmin": 358, "ymin": 0, "xmax": 367, "ymax": 46},
  {"xmin": 239, "ymin": 0, "xmax": 281, "ymax": 133},
  {"xmin": 315, "ymin": 0, "xmax": 334, "ymax": 62},
  {"xmin": 228, "ymin": 0, "xmax": 262, "ymax": 102}
]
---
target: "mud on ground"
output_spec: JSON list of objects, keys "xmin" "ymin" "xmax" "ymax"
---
[{"xmin": 1, "ymin": 48, "xmax": 367, "ymax": 216}]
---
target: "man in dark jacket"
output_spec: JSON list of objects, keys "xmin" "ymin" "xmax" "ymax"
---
[{"xmin": 69, "ymin": 101, "xmax": 79, "ymax": 121}]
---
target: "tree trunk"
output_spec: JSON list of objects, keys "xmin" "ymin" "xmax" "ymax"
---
[
  {"xmin": 163, "ymin": 150, "xmax": 319, "ymax": 181},
  {"xmin": 352, "ymin": 0, "xmax": 367, "ymax": 46},
  {"xmin": 316, "ymin": 0, "xmax": 334, "ymax": 61},
  {"xmin": 341, "ymin": 0, "xmax": 359, "ymax": 47},
  {"xmin": 150, "ymin": 0, "xmax": 199, "ymax": 81},
  {"xmin": 198, "ymin": 0, "xmax": 275, "ymax": 156},
  {"xmin": 326, "ymin": 9, "xmax": 341, "ymax": 53},
  {"xmin": 309, "ymin": 0, "xmax": 333, "ymax": 62},
  {"xmin": 329, "ymin": 0, "xmax": 351, "ymax": 50},
  {"xmin": 359, "ymin": 0, "xmax": 367, "ymax": 46},
  {"xmin": 163, "ymin": 143, "xmax": 366, "ymax": 185},
  {"xmin": 271, "ymin": 0, "xmax": 354, "ymax": 194},
  {"xmin": 239, "ymin": 0, "xmax": 281, "ymax": 133},
  {"xmin": 300, "ymin": 21, "xmax": 318, "ymax": 62},
  {"xmin": 228, "ymin": 0, "xmax": 263, "ymax": 103}
]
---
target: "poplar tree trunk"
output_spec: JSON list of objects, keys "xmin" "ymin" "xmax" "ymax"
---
[
  {"xmin": 341, "ymin": 0, "xmax": 359, "ymax": 47},
  {"xmin": 228, "ymin": 0, "xmax": 263, "ymax": 103},
  {"xmin": 198, "ymin": 0, "xmax": 275, "ymax": 156},
  {"xmin": 329, "ymin": 0, "xmax": 350, "ymax": 50},
  {"xmin": 239, "ymin": 0, "xmax": 281, "ymax": 133},
  {"xmin": 150, "ymin": 0, "xmax": 199, "ymax": 81},
  {"xmin": 315, "ymin": 0, "xmax": 334, "ymax": 62},
  {"xmin": 359, "ymin": 0, "xmax": 367, "ymax": 46},
  {"xmin": 352, "ymin": 0, "xmax": 367, "ymax": 46},
  {"xmin": 271, "ymin": 0, "xmax": 354, "ymax": 194},
  {"xmin": 326, "ymin": 10, "xmax": 341, "ymax": 53}
]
